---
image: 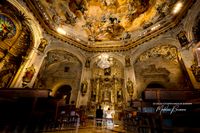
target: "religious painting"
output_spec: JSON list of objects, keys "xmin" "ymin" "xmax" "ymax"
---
[
  {"xmin": 22, "ymin": 65, "xmax": 35, "ymax": 83},
  {"xmin": 0, "ymin": 14, "xmax": 16, "ymax": 41},
  {"xmin": 91, "ymin": 90, "xmax": 96, "ymax": 102},
  {"xmin": 177, "ymin": 31, "xmax": 189, "ymax": 47},
  {"xmin": 117, "ymin": 90, "xmax": 123, "ymax": 101}
]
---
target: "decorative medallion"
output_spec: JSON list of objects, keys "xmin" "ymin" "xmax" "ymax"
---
[{"xmin": 0, "ymin": 14, "xmax": 16, "ymax": 40}]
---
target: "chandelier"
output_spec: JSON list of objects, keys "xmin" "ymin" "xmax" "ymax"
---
[{"xmin": 97, "ymin": 54, "xmax": 113, "ymax": 69}]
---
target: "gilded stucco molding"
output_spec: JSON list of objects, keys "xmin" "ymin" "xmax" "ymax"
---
[{"xmin": 136, "ymin": 45, "xmax": 178, "ymax": 63}]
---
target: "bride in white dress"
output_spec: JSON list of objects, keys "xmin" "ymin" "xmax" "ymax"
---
[{"xmin": 105, "ymin": 108, "xmax": 115, "ymax": 126}]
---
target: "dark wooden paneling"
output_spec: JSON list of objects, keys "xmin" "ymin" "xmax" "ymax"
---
[
  {"xmin": 142, "ymin": 89, "xmax": 200, "ymax": 101},
  {"xmin": 0, "ymin": 88, "xmax": 50, "ymax": 98}
]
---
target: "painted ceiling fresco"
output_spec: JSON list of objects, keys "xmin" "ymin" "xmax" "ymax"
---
[
  {"xmin": 39, "ymin": 0, "xmax": 173, "ymax": 40},
  {"xmin": 25, "ymin": 0, "xmax": 194, "ymax": 51}
]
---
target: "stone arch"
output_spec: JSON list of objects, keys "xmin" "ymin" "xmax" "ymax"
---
[
  {"xmin": 90, "ymin": 53, "xmax": 125, "ymax": 69},
  {"xmin": 183, "ymin": 0, "xmax": 200, "ymax": 41},
  {"xmin": 7, "ymin": 0, "xmax": 43, "ymax": 49}
]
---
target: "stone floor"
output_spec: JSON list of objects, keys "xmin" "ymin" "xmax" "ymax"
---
[
  {"xmin": 41, "ymin": 119, "xmax": 126, "ymax": 133},
  {"xmin": 42, "ymin": 127, "xmax": 126, "ymax": 133}
]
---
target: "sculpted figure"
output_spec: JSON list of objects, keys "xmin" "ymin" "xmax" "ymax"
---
[
  {"xmin": 127, "ymin": 78, "xmax": 133, "ymax": 96},
  {"xmin": 38, "ymin": 38, "xmax": 48, "ymax": 52}
]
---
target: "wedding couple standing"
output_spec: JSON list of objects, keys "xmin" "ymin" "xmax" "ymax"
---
[{"xmin": 96, "ymin": 106, "xmax": 115, "ymax": 127}]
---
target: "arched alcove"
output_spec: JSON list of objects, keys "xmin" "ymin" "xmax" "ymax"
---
[
  {"xmin": 134, "ymin": 45, "xmax": 191, "ymax": 98},
  {"xmin": 55, "ymin": 85, "xmax": 72, "ymax": 104},
  {"xmin": 34, "ymin": 50, "xmax": 82, "ymax": 103}
]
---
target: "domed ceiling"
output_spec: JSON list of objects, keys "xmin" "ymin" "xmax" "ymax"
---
[{"xmin": 25, "ymin": 0, "xmax": 195, "ymax": 51}]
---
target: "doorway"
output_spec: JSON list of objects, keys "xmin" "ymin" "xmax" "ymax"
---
[
  {"xmin": 55, "ymin": 85, "xmax": 72, "ymax": 104},
  {"xmin": 146, "ymin": 82, "xmax": 165, "ymax": 89}
]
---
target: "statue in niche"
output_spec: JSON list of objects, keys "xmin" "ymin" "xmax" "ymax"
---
[
  {"xmin": 85, "ymin": 58, "xmax": 90, "ymax": 68},
  {"xmin": 81, "ymin": 80, "xmax": 88, "ymax": 96},
  {"xmin": 38, "ymin": 38, "xmax": 48, "ymax": 52},
  {"xmin": 104, "ymin": 67, "xmax": 111, "ymax": 76},
  {"xmin": 117, "ymin": 89, "xmax": 123, "ymax": 101},
  {"xmin": 126, "ymin": 78, "xmax": 134, "ymax": 96},
  {"xmin": 125, "ymin": 56, "xmax": 131, "ymax": 67},
  {"xmin": 91, "ymin": 90, "xmax": 96, "ymax": 101}
]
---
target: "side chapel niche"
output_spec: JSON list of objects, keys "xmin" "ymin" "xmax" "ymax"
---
[
  {"xmin": 34, "ymin": 50, "xmax": 82, "ymax": 102},
  {"xmin": 134, "ymin": 45, "xmax": 191, "ymax": 96},
  {"xmin": 90, "ymin": 56, "xmax": 124, "ymax": 110},
  {"xmin": 0, "ymin": 1, "xmax": 33, "ymax": 88}
]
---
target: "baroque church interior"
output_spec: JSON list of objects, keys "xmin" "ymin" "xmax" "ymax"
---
[{"xmin": 0, "ymin": 0, "xmax": 200, "ymax": 132}]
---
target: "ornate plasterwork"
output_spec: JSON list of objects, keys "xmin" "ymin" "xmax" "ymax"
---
[
  {"xmin": 136, "ymin": 45, "xmax": 178, "ymax": 63},
  {"xmin": 46, "ymin": 50, "xmax": 81, "ymax": 67}
]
